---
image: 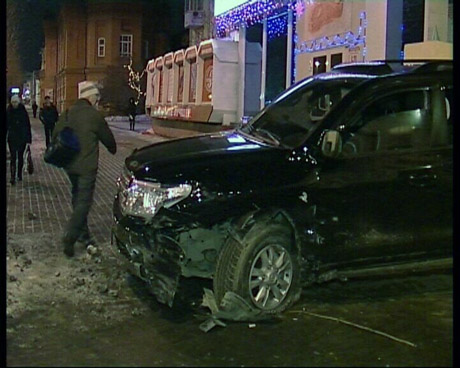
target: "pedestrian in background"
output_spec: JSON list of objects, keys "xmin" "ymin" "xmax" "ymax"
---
[
  {"xmin": 52, "ymin": 81, "xmax": 117, "ymax": 257},
  {"xmin": 128, "ymin": 97, "xmax": 137, "ymax": 131},
  {"xmin": 6, "ymin": 95, "xmax": 32, "ymax": 185},
  {"xmin": 32, "ymin": 100, "xmax": 38, "ymax": 118},
  {"xmin": 39, "ymin": 96, "xmax": 59, "ymax": 148}
]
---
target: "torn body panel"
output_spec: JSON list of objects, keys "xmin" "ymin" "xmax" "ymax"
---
[
  {"xmin": 111, "ymin": 222, "xmax": 183, "ymax": 307},
  {"xmin": 112, "ymin": 194, "xmax": 233, "ymax": 305}
]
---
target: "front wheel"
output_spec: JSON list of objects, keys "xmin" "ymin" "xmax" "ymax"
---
[{"xmin": 213, "ymin": 224, "xmax": 301, "ymax": 314}]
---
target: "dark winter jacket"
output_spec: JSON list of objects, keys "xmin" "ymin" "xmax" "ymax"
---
[
  {"xmin": 6, "ymin": 104, "xmax": 32, "ymax": 148},
  {"xmin": 39, "ymin": 104, "xmax": 59, "ymax": 127},
  {"xmin": 52, "ymin": 99, "xmax": 117, "ymax": 175},
  {"xmin": 127, "ymin": 101, "xmax": 137, "ymax": 117}
]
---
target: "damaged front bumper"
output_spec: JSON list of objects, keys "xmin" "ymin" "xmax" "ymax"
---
[{"xmin": 111, "ymin": 198, "xmax": 184, "ymax": 307}]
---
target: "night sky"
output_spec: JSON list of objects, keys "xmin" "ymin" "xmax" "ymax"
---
[
  {"xmin": 10, "ymin": 0, "xmax": 185, "ymax": 74},
  {"xmin": 8, "ymin": 0, "xmax": 59, "ymax": 73}
]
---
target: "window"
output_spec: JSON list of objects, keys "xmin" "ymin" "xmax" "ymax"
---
[
  {"xmin": 343, "ymin": 89, "xmax": 433, "ymax": 155},
  {"xmin": 185, "ymin": 0, "xmax": 203, "ymax": 11},
  {"xmin": 330, "ymin": 53, "xmax": 343, "ymax": 68},
  {"xmin": 241, "ymin": 78, "xmax": 362, "ymax": 148},
  {"xmin": 313, "ymin": 56, "xmax": 327, "ymax": 75},
  {"xmin": 120, "ymin": 34, "xmax": 132, "ymax": 57},
  {"xmin": 98, "ymin": 38, "xmax": 105, "ymax": 57}
]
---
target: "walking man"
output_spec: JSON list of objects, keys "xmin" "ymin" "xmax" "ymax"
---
[
  {"xmin": 52, "ymin": 81, "xmax": 117, "ymax": 257},
  {"xmin": 32, "ymin": 100, "xmax": 38, "ymax": 118},
  {"xmin": 39, "ymin": 96, "xmax": 59, "ymax": 148}
]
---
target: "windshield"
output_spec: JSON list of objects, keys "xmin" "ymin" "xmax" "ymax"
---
[{"xmin": 239, "ymin": 75, "xmax": 368, "ymax": 148}]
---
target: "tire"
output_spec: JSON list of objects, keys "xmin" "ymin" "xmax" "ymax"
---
[{"xmin": 213, "ymin": 224, "xmax": 301, "ymax": 314}]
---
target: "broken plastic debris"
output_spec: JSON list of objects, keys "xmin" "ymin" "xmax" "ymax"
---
[
  {"xmin": 28, "ymin": 212, "xmax": 38, "ymax": 220},
  {"xmin": 86, "ymin": 245, "xmax": 98, "ymax": 255},
  {"xmin": 199, "ymin": 317, "xmax": 227, "ymax": 333},
  {"xmin": 199, "ymin": 288, "xmax": 273, "ymax": 332},
  {"xmin": 248, "ymin": 323, "xmax": 256, "ymax": 328}
]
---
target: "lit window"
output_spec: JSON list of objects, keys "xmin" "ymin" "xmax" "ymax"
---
[
  {"xmin": 120, "ymin": 34, "xmax": 133, "ymax": 57},
  {"xmin": 98, "ymin": 38, "xmax": 106, "ymax": 57}
]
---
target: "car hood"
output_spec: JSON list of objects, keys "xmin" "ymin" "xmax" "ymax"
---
[{"xmin": 125, "ymin": 130, "xmax": 278, "ymax": 182}]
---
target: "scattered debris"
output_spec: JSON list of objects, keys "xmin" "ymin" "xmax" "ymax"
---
[
  {"xmin": 98, "ymin": 285, "xmax": 109, "ymax": 294},
  {"xmin": 28, "ymin": 212, "xmax": 38, "ymax": 220},
  {"xmin": 108, "ymin": 289, "xmax": 119, "ymax": 298},
  {"xmin": 23, "ymin": 259, "xmax": 32, "ymax": 267},
  {"xmin": 9, "ymin": 275, "xmax": 18, "ymax": 282},
  {"xmin": 74, "ymin": 278, "xmax": 86, "ymax": 287},
  {"xmin": 248, "ymin": 323, "xmax": 256, "ymax": 328},
  {"xmin": 131, "ymin": 308, "xmax": 142, "ymax": 316},
  {"xmin": 87, "ymin": 245, "xmax": 98, "ymax": 255},
  {"xmin": 199, "ymin": 288, "xmax": 273, "ymax": 332}
]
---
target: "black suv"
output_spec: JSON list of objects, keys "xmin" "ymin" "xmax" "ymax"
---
[{"xmin": 112, "ymin": 61, "xmax": 452, "ymax": 313}]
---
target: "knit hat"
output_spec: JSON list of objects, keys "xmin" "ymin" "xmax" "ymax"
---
[
  {"xmin": 11, "ymin": 95, "xmax": 21, "ymax": 103},
  {"xmin": 78, "ymin": 81, "xmax": 100, "ymax": 99}
]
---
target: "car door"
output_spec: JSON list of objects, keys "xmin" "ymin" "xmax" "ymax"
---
[
  {"xmin": 307, "ymin": 81, "xmax": 450, "ymax": 267},
  {"xmin": 409, "ymin": 82, "xmax": 453, "ymax": 257}
]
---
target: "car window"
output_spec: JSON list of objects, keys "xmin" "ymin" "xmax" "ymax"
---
[
  {"xmin": 241, "ymin": 77, "xmax": 365, "ymax": 148},
  {"xmin": 342, "ymin": 89, "xmax": 434, "ymax": 156}
]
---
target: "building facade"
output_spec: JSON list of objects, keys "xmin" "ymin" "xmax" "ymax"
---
[
  {"xmin": 40, "ymin": 0, "xmax": 143, "ymax": 112},
  {"xmin": 145, "ymin": 0, "xmax": 452, "ymax": 135},
  {"xmin": 184, "ymin": 0, "xmax": 215, "ymax": 46}
]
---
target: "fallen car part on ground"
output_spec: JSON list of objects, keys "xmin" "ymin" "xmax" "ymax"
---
[{"xmin": 199, "ymin": 288, "xmax": 275, "ymax": 332}]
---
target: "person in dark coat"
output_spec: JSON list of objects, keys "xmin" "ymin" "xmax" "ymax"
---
[
  {"xmin": 39, "ymin": 96, "xmax": 59, "ymax": 148},
  {"xmin": 52, "ymin": 81, "xmax": 117, "ymax": 257},
  {"xmin": 6, "ymin": 95, "xmax": 32, "ymax": 185},
  {"xmin": 32, "ymin": 100, "xmax": 38, "ymax": 118},
  {"xmin": 128, "ymin": 97, "xmax": 137, "ymax": 131}
]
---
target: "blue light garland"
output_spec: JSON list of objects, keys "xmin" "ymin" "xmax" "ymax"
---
[
  {"xmin": 216, "ymin": 2, "xmax": 367, "ymax": 57},
  {"xmin": 215, "ymin": 0, "xmax": 296, "ymax": 38}
]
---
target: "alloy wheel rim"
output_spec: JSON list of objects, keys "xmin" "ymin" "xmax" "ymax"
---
[{"xmin": 248, "ymin": 244, "xmax": 293, "ymax": 310}]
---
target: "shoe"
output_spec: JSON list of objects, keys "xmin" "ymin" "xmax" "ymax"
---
[
  {"xmin": 10, "ymin": 179, "xmax": 16, "ymax": 186},
  {"xmin": 77, "ymin": 234, "xmax": 97, "ymax": 247},
  {"xmin": 63, "ymin": 242, "xmax": 74, "ymax": 257}
]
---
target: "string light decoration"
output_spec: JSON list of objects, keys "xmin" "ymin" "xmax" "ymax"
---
[
  {"xmin": 267, "ymin": 13, "xmax": 292, "ymax": 40},
  {"xmin": 123, "ymin": 58, "xmax": 146, "ymax": 105},
  {"xmin": 216, "ymin": 1, "xmax": 367, "ymax": 56},
  {"xmin": 215, "ymin": 0, "xmax": 297, "ymax": 38}
]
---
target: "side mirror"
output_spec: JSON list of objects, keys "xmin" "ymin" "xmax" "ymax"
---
[{"xmin": 321, "ymin": 130, "xmax": 342, "ymax": 158}]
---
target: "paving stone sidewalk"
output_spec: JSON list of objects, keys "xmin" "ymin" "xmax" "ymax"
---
[{"xmin": 6, "ymin": 111, "xmax": 167, "ymax": 244}]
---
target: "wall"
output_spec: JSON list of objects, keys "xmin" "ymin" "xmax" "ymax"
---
[
  {"xmin": 40, "ymin": 20, "xmax": 58, "ymax": 105},
  {"xmin": 424, "ymin": 0, "xmax": 449, "ymax": 41}
]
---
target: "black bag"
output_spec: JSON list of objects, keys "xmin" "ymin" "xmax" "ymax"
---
[
  {"xmin": 44, "ymin": 112, "xmax": 80, "ymax": 168},
  {"xmin": 23, "ymin": 144, "xmax": 34, "ymax": 174}
]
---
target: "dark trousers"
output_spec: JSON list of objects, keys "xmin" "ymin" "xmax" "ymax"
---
[
  {"xmin": 44, "ymin": 123, "xmax": 55, "ymax": 148},
  {"xmin": 64, "ymin": 173, "xmax": 97, "ymax": 245},
  {"xmin": 8, "ymin": 142, "xmax": 26, "ymax": 180},
  {"xmin": 129, "ymin": 115, "xmax": 136, "ymax": 131}
]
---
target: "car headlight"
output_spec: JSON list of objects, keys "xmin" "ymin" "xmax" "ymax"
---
[{"xmin": 119, "ymin": 179, "xmax": 192, "ymax": 219}]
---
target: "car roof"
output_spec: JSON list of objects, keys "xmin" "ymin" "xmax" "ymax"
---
[{"xmin": 331, "ymin": 59, "xmax": 452, "ymax": 76}]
